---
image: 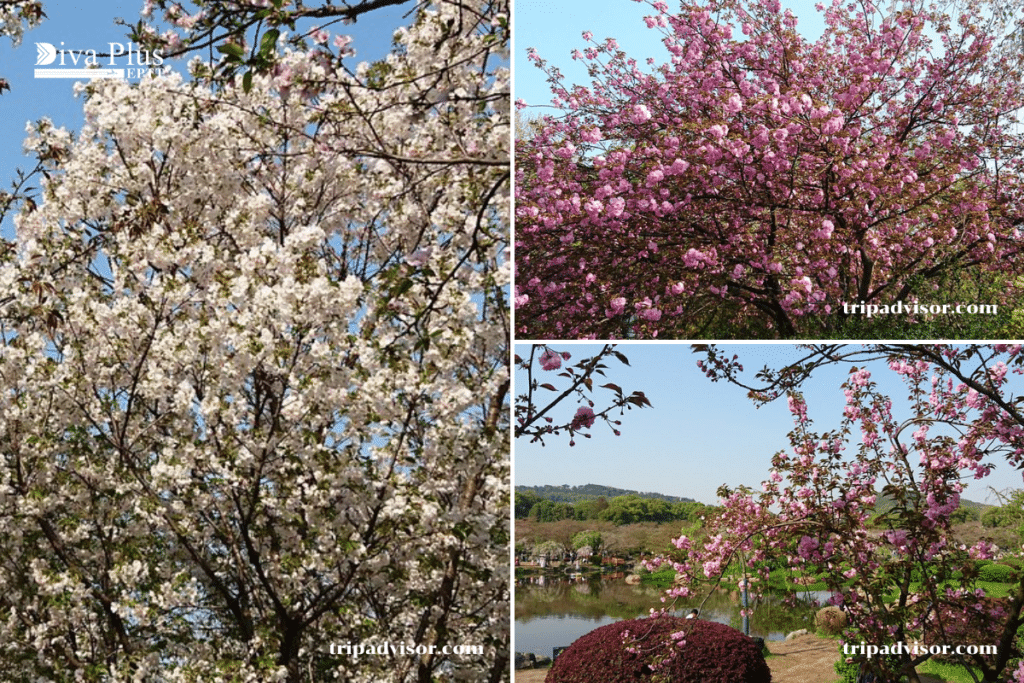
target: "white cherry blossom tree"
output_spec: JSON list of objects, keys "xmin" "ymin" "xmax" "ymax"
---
[{"xmin": 0, "ymin": 1, "xmax": 509, "ymax": 681}]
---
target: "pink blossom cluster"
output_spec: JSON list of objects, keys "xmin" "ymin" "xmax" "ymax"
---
[
  {"xmin": 539, "ymin": 348, "xmax": 568, "ymax": 371},
  {"xmin": 571, "ymin": 406, "xmax": 596, "ymax": 430}
]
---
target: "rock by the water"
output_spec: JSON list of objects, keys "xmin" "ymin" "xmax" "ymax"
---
[
  {"xmin": 785, "ymin": 629, "xmax": 809, "ymax": 640},
  {"xmin": 515, "ymin": 651, "xmax": 552, "ymax": 669},
  {"xmin": 514, "ymin": 652, "xmax": 535, "ymax": 669}
]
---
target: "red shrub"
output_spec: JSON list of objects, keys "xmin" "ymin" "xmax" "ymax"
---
[{"xmin": 545, "ymin": 616, "xmax": 772, "ymax": 683}]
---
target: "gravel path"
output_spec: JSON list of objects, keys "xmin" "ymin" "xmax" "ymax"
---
[{"xmin": 764, "ymin": 633, "xmax": 840, "ymax": 683}]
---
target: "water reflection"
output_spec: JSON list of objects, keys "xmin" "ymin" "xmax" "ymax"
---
[{"xmin": 515, "ymin": 575, "xmax": 820, "ymax": 659}]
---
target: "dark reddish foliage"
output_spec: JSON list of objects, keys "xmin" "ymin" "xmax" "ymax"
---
[{"xmin": 546, "ymin": 616, "xmax": 772, "ymax": 683}]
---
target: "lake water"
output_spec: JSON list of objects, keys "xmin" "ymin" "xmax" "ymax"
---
[{"xmin": 514, "ymin": 574, "xmax": 823, "ymax": 659}]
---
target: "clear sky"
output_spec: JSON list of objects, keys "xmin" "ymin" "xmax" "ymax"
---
[
  {"xmin": 513, "ymin": 0, "xmax": 826, "ymax": 113},
  {"xmin": 0, "ymin": 0, "xmax": 413, "ymax": 242},
  {"xmin": 514, "ymin": 343, "xmax": 1024, "ymax": 507}
]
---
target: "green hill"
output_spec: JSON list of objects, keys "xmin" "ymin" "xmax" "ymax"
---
[{"xmin": 515, "ymin": 483, "xmax": 693, "ymax": 505}]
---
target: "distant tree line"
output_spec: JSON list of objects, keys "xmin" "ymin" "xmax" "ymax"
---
[
  {"xmin": 515, "ymin": 483, "xmax": 694, "ymax": 505},
  {"xmin": 515, "ymin": 491, "xmax": 710, "ymax": 525},
  {"xmin": 872, "ymin": 488, "xmax": 988, "ymax": 519},
  {"xmin": 981, "ymin": 490, "xmax": 1024, "ymax": 540}
]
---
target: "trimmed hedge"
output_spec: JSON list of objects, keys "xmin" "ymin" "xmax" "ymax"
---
[
  {"xmin": 546, "ymin": 616, "xmax": 772, "ymax": 683},
  {"xmin": 979, "ymin": 563, "xmax": 1018, "ymax": 583}
]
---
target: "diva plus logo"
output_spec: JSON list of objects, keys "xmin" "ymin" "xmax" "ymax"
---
[{"xmin": 34, "ymin": 42, "xmax": 167, "ymax": 79}]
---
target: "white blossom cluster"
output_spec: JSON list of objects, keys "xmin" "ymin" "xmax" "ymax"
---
[
  {"xmin": 0, "ymin": 1, "xmax": 509, "ymax": 680},
  {"xmin": 0, "ymin": 0, "xmax": 43, "ymax": 48}
]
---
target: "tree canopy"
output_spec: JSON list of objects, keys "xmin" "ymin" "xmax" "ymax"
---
[
  {"xmin": 515, "ymin": 0, "xmax": 1024, "ymax": 339},
  {"xmin": 0, "ymin": 1, "xmax": 510, "ymax": 681}
]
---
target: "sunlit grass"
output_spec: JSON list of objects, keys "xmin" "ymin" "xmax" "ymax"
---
[{"xmin": 916, "ymin": 658, "xmax": 983, "ymax": 683}]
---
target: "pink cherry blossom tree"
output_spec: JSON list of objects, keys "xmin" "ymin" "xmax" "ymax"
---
[
  {"xmin": 650, "ymin": 345, "xmax": 1024, "ymax": 681},
  {"xmin": 515, "ymin": 344, "xmax": 652, "ymax": 445},
  {"xmin": 0, "ymin": 1, "xmax": 509, "ymax": 681},
  {"xmin": 515, "ymin": 0, "xmax": 1024, "ymax": 339}
]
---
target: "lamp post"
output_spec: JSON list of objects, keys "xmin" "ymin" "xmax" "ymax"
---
[{"xmin": 741, "ymin": 578, "xmax": 750, "ymax": 636}]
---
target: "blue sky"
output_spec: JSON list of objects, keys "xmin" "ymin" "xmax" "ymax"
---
[
  {"xmin": 514, "ymin": 0, "xmax": 827, "ymax": 114},
  {"xmin": 514, "ymin": 343, "xmax": 1024, "ymax": 507},
  {"xmin": 0, "ymin": 0, "xmax": 412, "ymax": 242}
]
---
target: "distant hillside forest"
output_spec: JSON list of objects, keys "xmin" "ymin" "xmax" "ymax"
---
[
  {"xmin": 515, "ymin": 484, "xmax": 708, "ymax": 524},
  {"xmin": 514, "ymin": 484, "xmax": 995, "ymax": 526},
  {"xmin": 516, "ymin": 484, "xmax": 694, "ymax": 504}
]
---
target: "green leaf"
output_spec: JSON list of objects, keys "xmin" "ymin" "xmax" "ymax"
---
[
  {"xmin": 260, "ymin": 29, "xmax": 280, "ymax": 56},
  {"xmin": 393, "ymin": 278, "xmax": 413, "ymax": 297},
  {"xmin": 216, "ymin": 43, "xmax": 245, "ymax": 62},
  {"xmin": 242, "ymin": 70, "xmax": 253, "ymax": 93}
]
